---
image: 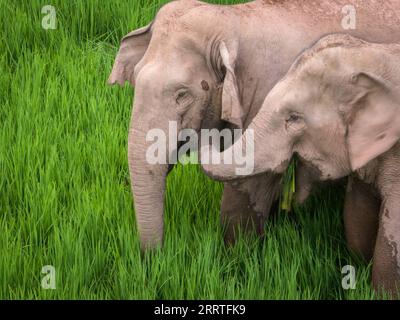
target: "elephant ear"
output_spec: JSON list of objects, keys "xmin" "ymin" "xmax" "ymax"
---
[
  {"xmin": 219, "ymin": 41, "xmax": 245, "ymax": 128},
  {"xmin": 347, "ymin": 72, "xmax": 400, "ymax": 170},
  {"xmin": 108, "ymin": 22, "xmax": 153, "ymax": 87}
]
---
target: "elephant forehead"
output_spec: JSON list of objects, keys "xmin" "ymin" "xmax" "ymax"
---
[
  {"xmin": 273, "ymin": 80, "xmax": 313, "ymax": 108},
  {"xmin": 134, "ymin": 63, "xmax": 164, "ymax": 86},
  {"xmin": 151, "ymin": 1, "xmax": 204, "ymax": 37},
  {"xmin": 135, "ymin": 60, "xmax": 201, "ymax": 95}
]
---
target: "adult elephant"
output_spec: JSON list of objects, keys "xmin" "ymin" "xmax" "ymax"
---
[{"xmin": 108, "ymin": 0, "xmax": 400, "ymax": 249}]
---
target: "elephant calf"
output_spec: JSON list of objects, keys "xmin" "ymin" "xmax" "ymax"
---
[{"xmin": 202, "ymin": 34, "xmax": 400, "ymax": 296}]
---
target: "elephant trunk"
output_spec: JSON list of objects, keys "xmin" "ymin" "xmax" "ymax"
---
[
  {"xmin": 128, "ymin": 108, "xmax": 173, "ymax": 250},
  {"xmin": 202, "ymin": 108, "xmax": 282, "ymax": 181}
]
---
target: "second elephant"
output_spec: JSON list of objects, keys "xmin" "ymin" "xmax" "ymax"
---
[{"xmin": 202, "ymin": 34, "xmax": 400, "ymax": 295}]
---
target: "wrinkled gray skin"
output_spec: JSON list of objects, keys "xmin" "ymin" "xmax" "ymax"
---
[
  {"xmin": 202, "ymin": 34, "xmax": 400, "ymax": 295},
  {"xmin": 108, "ymin": 0, "xmax": 400, "ymax": 250}
]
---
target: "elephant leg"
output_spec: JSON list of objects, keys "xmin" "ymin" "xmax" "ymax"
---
[
  {"xmin": 220, "ymin": 173, "xmax": 281, "ymax": 245},
  {"xmin": 343, "ymin": 176, "xmax": 380, "ymax": 261},
  {"xmin": 372, "ymin": 199, "xmax": 400, "ymax": 298}
]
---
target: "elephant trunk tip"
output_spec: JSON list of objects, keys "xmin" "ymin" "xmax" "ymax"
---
[
  {"xmin": 107, "ymin": 76, "xmax": 124, "ymax": 87},
  {"xmin": 139, "ymin": 239, "xmax": 163, "ymax": 252}
]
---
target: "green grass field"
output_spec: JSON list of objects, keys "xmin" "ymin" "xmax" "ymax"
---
[{"xmin": 0, "ymin": 0, "xmax": 378, "ymax": 299}]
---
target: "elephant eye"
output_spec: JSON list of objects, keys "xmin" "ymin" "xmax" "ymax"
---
[
  {"xmin": 175, "ymin": 90, "xmax": 189, "ymax": 104},
  {"xmin": 176, "ymin": 91, "xmax": 186, "ymax": 102},
  {"xmin": 286, "ymin": 113, "xmax": 302, "ymax": 123},
  {"xmin": 175, "ymin": 90, "xmax": 194, "ymax": 113},
  {"xmin": 285, "ymin": 112, "xmax": 306, "ymax": 134}
]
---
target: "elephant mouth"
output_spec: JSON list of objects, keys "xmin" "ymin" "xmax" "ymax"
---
[
  {"xmin": 295, "ymin": 154, "xmax": 323, "ymax": 180},
  {"xmin": 294, "ymin": 154, "xmax": 322, "ymax": 181},
  {"xmin": 167, "ymin": 139, "xmax": 193, "ymax": 174}
]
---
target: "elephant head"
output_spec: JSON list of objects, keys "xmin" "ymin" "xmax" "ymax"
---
[
  {"xmin": 202, "ymin": 34, "xmax": 400, "ymax": 184},
  {"xmin": 108, "ymin": 1, "xmax": 249, "ymax": 249}
]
